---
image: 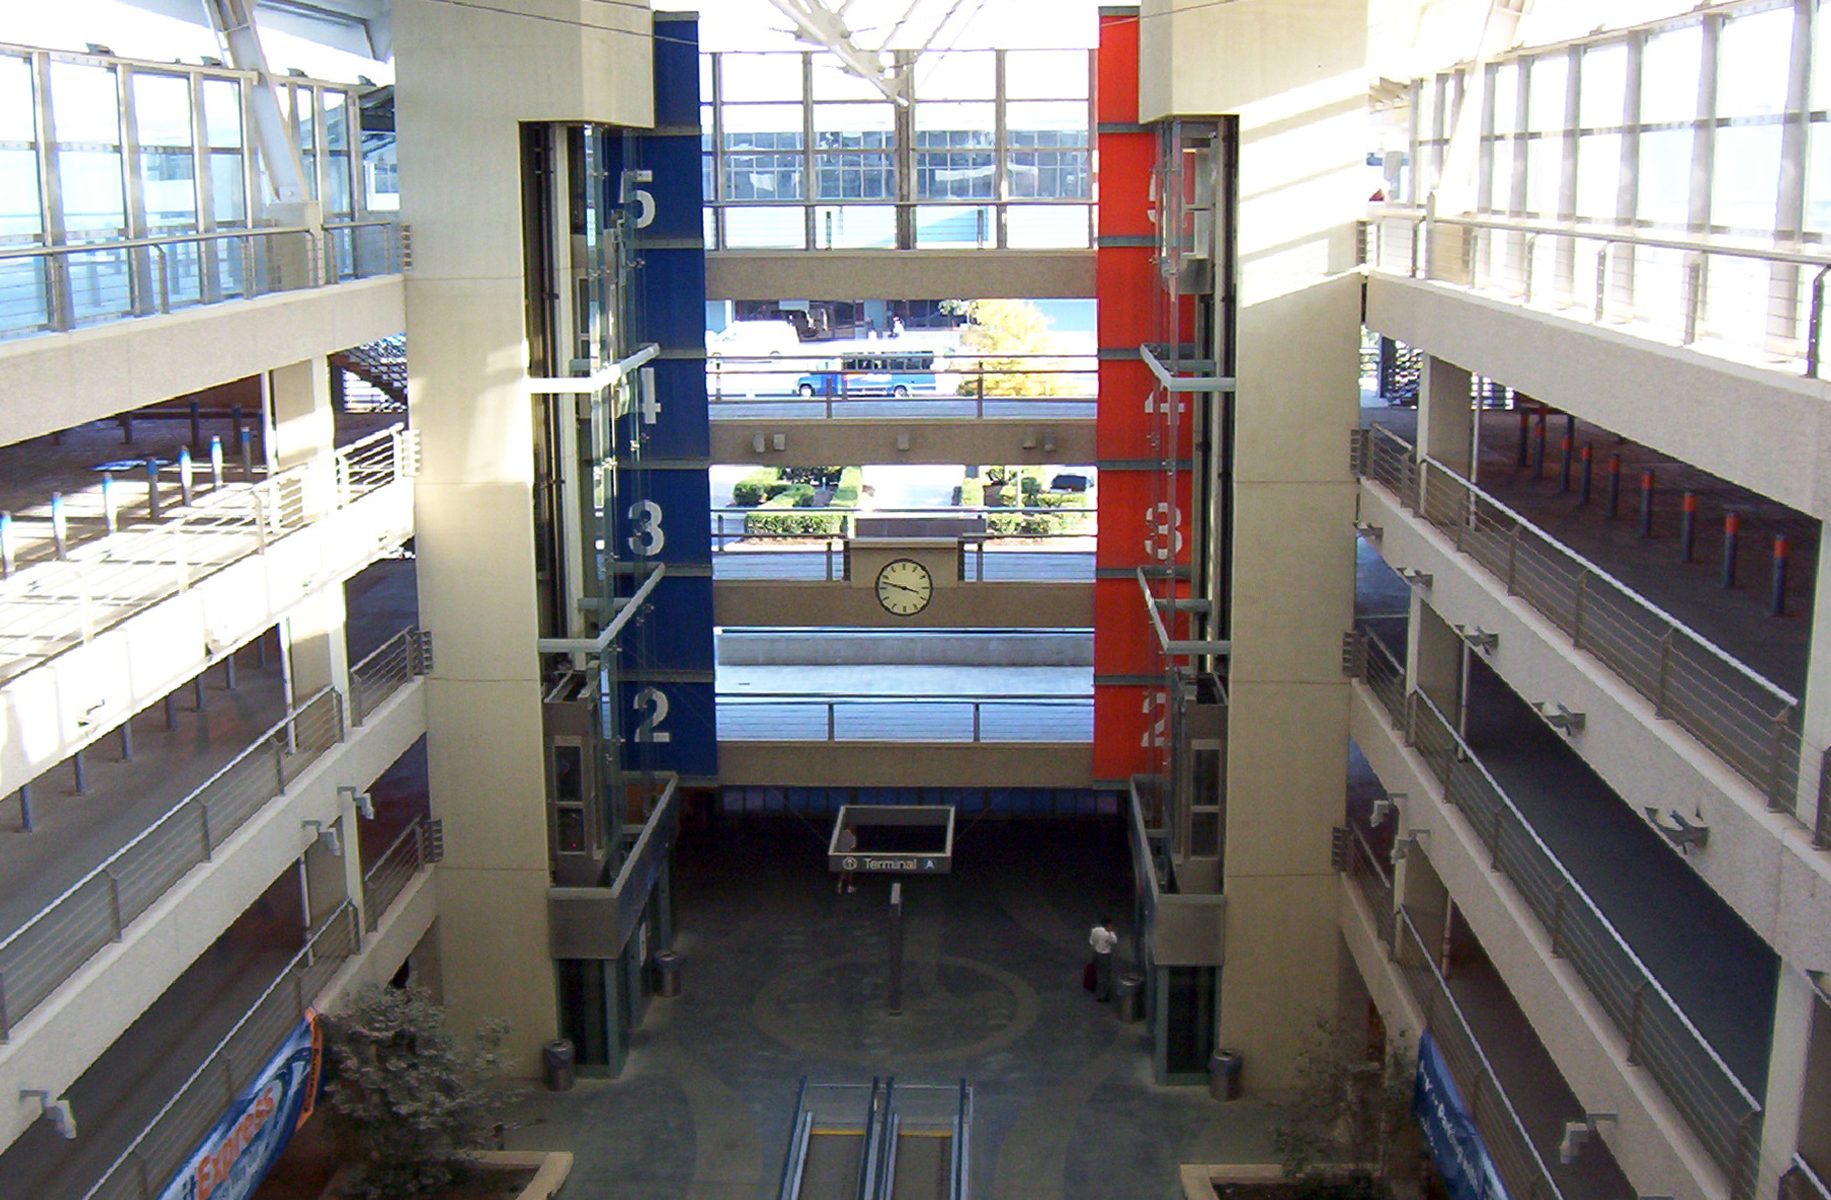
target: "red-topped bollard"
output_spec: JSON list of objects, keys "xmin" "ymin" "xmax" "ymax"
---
[
  {"xmin": 1517, "ymin": 408, "xmax": 1531, "ymax": 468},
  {"xmin": 1638, "ymin": 470, "xmax": 1655, "ymax": 538},
  {"xmin": 1606, "ymin": 453, "xmax": 1622, "ymax": 517},
  {"xmin": 1679, "ymin": 492, "xmax": 1697, "ymax": 562},
  {"xmin": 1533, "ymin": 411, "xmax": 1548, "ymax": 479},
  {"xmin": 1559, "ymin": 436, "xmax": 1573, "ymax": 493},
  {"xmin": 1772, "ymin": 535, "xmax": 1790, "ymax": 616},
  {"xmin": 1579, "ymin": 444, "xmax": 1594, "ymax": 505},
  {"xmin": 1721, "ymin": 513, "xmax": 1740, "ymax": 588}
]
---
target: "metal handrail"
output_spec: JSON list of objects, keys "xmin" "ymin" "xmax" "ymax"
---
[
  {"xmin": 79, "ymin": 902, "xmax": 360, "ymax": 1200},
  {"xmin": 1783, "ymin": 1155, "xmax": 1831, "ymax": 1200},
  {"xmin": 0, "ymin": 226, "xmax": 316, "ymax": 259},
  {"xmin": 362, "ymin": 816, "xmax": 429, "ymax": 933},
  {"xmin": 349, "ymin": 626, "xmax": 430, "ymax": 726},
  {"xmin": 718, "ymin": 692, "xmax": 1092, "ymax": 744},
  {"xmin": 1372, "ymin": 204, "xmax": 1831, "ymax": 272},
  {"xmin": 1344, "ymin": 821, "xmax": 1396, "ymax": 948}
]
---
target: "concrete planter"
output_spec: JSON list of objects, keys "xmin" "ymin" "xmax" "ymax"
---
[
  {"xmin": 1178, "ymin": 1162, "xmax": 1415, "ymax": 1200},
  {"xmin": 320, "ymin": 1150, "xmax": 573, "ymax": 1200}
]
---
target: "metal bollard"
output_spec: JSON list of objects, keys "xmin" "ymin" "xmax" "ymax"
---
[
  {"xmin": 1679, "ymin": 492, "xmax": 1696, "ymax": 561},
  {"xmin": 255, "ymin": 632, "xmax": 267, "ymax": 668},
  {"xmin": 179, "ymin": 448, "xmax": 194, "ymax": 507},
  {"xmin": 121, "ymin": 720, "xmax": 134, "ymax": 761},
  {"xmin": 18, "ymin": 784, "xmax": 32, "ymax": 833},
  {"xmin": 72, "ymin": 750, "xmax": 86, "ymax": 794},
  {"xmin": 1772, "ymin": 535, "xmax": 1790, "ymax": 617},
  {"xmin": 1639, "ymin": 470, "xmax": 1656, "ymax": 537},
  {"xmin": 1558, "ymin": 436, "xmax": 1572, "ymax": 493},
  {"xmin": 1516, "ymin": 408, "xmax": 1530, "ymax": 468},
  {"xmin": 210, "ymin": 435, "xmax": 224, "ymax": 489},
  {"xmin": 1532, "ymin": 412, "xmax": 1547, "ymax": 479},
  {"xmin": 1722, "ymin": 513, "xmax": 1740, "ymax": 588},
  {"xmin": 0, "ymin": 512, "xmax": 11, "ymax": 577},
  {"xmin": 231, "ymin": 403, "xmax": 244, "ymax": 444},
  {"xmin": 240, "ymin": 427, "xmax": 254, "ymax": 480},
  {"xmin": 224, "ymin": 652, "xmax": 237, "ymax": 691},
  {"xmin": 189, "ymin": 398, "xmax": 202, "ymax": 449},
  {"xmin": 51, "ymin": 492, "xmax": 67, "ymax": 559},
  {"xmin": 1579, "ymin": 444, "xmax": 1593, "ymax": 504},
  {"xmin": 194, "ymin": 675, "xmax": 207, "ymax": 712},
  {"xmin": 102, "ymin": 472, "xmax": 117, "ymax": 534},
  {"xmin": 120, "ymin": 412, "xmax": 134, "ymax": 444},
  {"xmin": 147, "ymin": 459, "xmax": 163, "ymax": 519},
  {"xmin": 1606, "ymin": 454, "xmax": 1622, "ymax": 518},
  {"xmin": 164, "ymin": 694, "xmax": 178, "ymax": 730}
]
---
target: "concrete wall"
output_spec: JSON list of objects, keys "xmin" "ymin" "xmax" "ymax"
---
[
  {"xmin": 714, "ymin": 579, "xmax": 1093, "ymax": 629},
  {"xmin": 1139, "ymin": 0, "xmax": 1368, "ymax": 1092},
  {"xmin": 1366, "ymin": 274, "xmax": 1831, "ymax": 519},
  {"xmin": 394, "ymin": 0, "xmax": 653, "ymax": 1074},
  {"xmin": 0, "ymin": 681, "xmax": 425, "ymax": 1152},
  {"xmin": 706, "ymin": 249, "xmax": 1093, "ymax": 301},
  {"xmin": 0, "ymin": 278, "xmax": 403, "ymax": 445},
  {"xmin": 711, "ymin": 417, "xmax": 1096, "ymax": 468},
  {"xmin": 718, "ymin": 741, "xmax": 1092, "ymax": 788}
]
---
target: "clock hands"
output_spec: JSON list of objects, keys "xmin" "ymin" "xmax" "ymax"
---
[{"xmin": 882, "ymin": 580, "xmax": 926, "ymax": 597}]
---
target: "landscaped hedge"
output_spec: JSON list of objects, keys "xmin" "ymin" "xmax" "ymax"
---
[{"xmin": 744, "ymin": 511, "xmax": 848, "ymax": 536}]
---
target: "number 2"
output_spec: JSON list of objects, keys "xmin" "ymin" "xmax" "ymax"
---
[{"xmin": 634, "ymin": 687, "xmax": 672, "ymax": 743}]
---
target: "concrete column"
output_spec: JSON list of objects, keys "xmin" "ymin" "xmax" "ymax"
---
[
  {"xmin": 1417, "ymin": 354, "xmax": 1473, "ymax": 478},
  {"xmin": 268, "ymin": 357, "xmax": 349, "ymax": 706},
  {"xmin": 1406, "ymin": 598, "xmax": 1463, "ymax": 726},
  {"xmin": 1791, "ymin": 521, "xmax": 1831, "ymax": 830},
  {"xmin": 1756, "ymin": 964, "xmax": 1831, "ymax": 1196},
  {"xmin": 302, "ymin": 818, "xmax": 352, "ymax": 929},
  {"xmin": 1140, "ymin": 0, "xmax": 1367, "ymax": 1092},
  {"xmin": 395, "ymin": 0, "xmax": 652, "ymax": 1075}
]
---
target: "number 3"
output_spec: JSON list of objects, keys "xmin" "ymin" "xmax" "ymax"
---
[{"xmin": 627, "ymin": 499, "xmax": 665, "ymax": 556}]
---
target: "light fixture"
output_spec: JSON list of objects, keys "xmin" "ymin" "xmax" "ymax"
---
[
  {"xmin": 1455, "ymin": 625, "xmax": 1498, "ymax": 654},
  {"xmin": 20, "ymin": 1091, "xmax": 76, "ymax": 1140},
  {"xmin": 302, "ymin": 819, "xmax": 343, "ymax": 857},
  {"xmin": 1390, "ymin": 828, "xmax": 1430, "ymax": 864},
  {"xmin": 339, "ymin": 785, "xmax": 376, "ymax": 820},
  {"xmin": 1536, "ymin": 702, "xmax": 1585, "ymax": 736},
  {"xmin": 1558, "ymin": 1113, "xmax": 1616, "ymax": 1165},
  {"xmin": 1397, "ymin": 567, "xmax": 1432, "ymax": 590}
]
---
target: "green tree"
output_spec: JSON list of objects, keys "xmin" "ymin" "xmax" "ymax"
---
[
  {"xmin": 942, "ymin": 298, "xmax": 1061, "ymax": 396},
  {"xmin": 326, "ymin": 985, "xmax": 510, "ymax": 1200},
  {"xmin": 1269, "ymin": 1018, "xmax": 1416, "ymax": 1200}
]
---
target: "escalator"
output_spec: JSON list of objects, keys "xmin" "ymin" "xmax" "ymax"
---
[{"xmin": 777, "ymin": 1077, "xmax": 972, "ymax": 1200}]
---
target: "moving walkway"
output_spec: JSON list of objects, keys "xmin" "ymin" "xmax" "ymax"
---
[{"xmin": 777, "ymin": 1077, "xmax": 972, "ymax": 1200}]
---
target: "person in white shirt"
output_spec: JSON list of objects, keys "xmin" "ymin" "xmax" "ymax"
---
[
  {"xmin": 1088, "ymin": 916, "xmax": 1118, "ymax": 1001},
  {"xmin": 835, "ymin": 826, "xmax": 858, "ymax": 894}
]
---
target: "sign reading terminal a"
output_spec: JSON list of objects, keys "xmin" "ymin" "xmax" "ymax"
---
[{"xmin": 827, "ymin": 805, "xmax": 956, "ymax": 876}]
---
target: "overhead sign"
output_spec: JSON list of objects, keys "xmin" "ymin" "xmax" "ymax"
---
[
  {"xmin": 827, "ymin": 804, "xmax": 956, "ymax": 875},
  {"xmin": 158, "ymin": 1012, "xmax": 323, "ymax": 1200},
  {"xmin": 1413, "ymin": 1031, "xmax": 1509, "ymax": 1200}
]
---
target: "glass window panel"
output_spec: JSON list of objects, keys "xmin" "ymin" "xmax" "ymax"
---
[
  {"xmin": 1815, "ymin": 1, "xmax": 1831, "ymax": 109},
  {"xmin": 813, "ymin": 102, "xmax": 893, "ymax": 147},
  {"xmin": 1007, "ymin": 204, "xmax": 1090, "ymax": 248},
  {"xmin": 1524, "ymin": 137, "xmax": 1560, "ymax": 214},
  {"xmin": 1642, "ymin": 25, "xmax": 1702, "ymax": 125},
  {"xmin": 1576, "ymin": 132, "xmax": 1621, "ymax": 219},
  {"xmin": 915, "ymin": 150, "xmax": 994, "ymax": 199},
  {"xmin": 67, "ymin": 245, "xmax": 132, "ymax": 322},
  {"xmin": 915, "ymin": 51, "xmax": 994, "ymax": 101},
  {"xmin": 1491, "ymin": 62, "xmax": 1519, "ymax": 135},
  {"xmin": 813, "ymin": 203, "xmax": 895, "ymax": 248},
  {"xmin": 812, "ymin": 57, "xmax": 885, "ymax": 101},
  {"xmin": 0, "ymin": 56, "xmax": 37, "ymax": 142},
  {"xmin": 210, "ymin": 149, "xmax": 246, "ymax": 223},
  {"xmin": 1578, "ymin": 43, "xmax": 1627, "ymax": 129},
  {"xmin": 1007, "ymin": 147, "xmax": 1088, "ymax": 198},
  {"xmin": 1712, "ymin": 123, "xmax": 1782, "ymax": 229},
  {"xmin": 814, "ymin": 151, "xmax": 894, "ymax": 199},
  {"xmin": 0, "ymin": 148, "xmax": 42, "ymax": 237},
  {"xmin": 723, "ymin": 205, "xmax": 804, "ymax": 248},
  {"xmin": 301, "ymin": 150, "xmax": 318, "ymax": 199},
  {"xmin": 1007, "ymin": 99, "xmax": 1087, "ymax": 136},
  {"xmin": 1416, "ymin": 78, "xmax": 1435, "ymax": 140},
  {"xmin": 699, "ymin": 52, "xmax": 713, "ymax": 103},
  {"xmin": 324, "ymin": 90, "xmax": 350, "ymax": 150},
  {"xmin": 0, "ymin": 255, "xmax": 50, "ymax": 336},
  {"xmin": 1526, "ymin": 53, "xmax": 1570, "ymax": 132},
  {"xmin": 721, "ymin": 103, "xmax": 803, "ymax": 141},
  {"xmin": 1006, "ymin": 50, "xmax": 1089, "ymax": 99},
  {"xmin": 51, "ymin": 61, "xmax": 121, "ymax": 144},
  {"xmin": 202, "ymin": 79, "xmax": 242, "ymax": 148},
  {"xmin": 295, "ymin": 87, "xmax": 317, "ymax": 151},
  {"xmin": 721, "ymin": 54, "xmax": 801, "ymax": 102},
  {"xmin": 1718, "ymin": 6, "xmax": 1793, "ymax": 118},
  {"xmin": 700, "ymin": 103, "xmax": 713, "ymax": 151},
  {"xmin": 1637, "ymin": 126, "xmax": 1693, "ymax": 224},
  {"xmin": 133, "ymin": 73, "xmax": 192, "ymax": 146},
  {"xmin": 1809, "ymin": 120, "xmax": 1831, "ymax": 232},
  {"xmin": 915, "ymin": 100, "xmax": 994, "ymax": 137},
  {"xmin": 141, "ymin": 148, "xmax": 196, "ymax": 229},
  {"xmin": 58, "ymin": 148, "xmax": 125, "ymax": 234},
  {"xmin": 702, "ymin": 149, "xmax": 714, "ymax": 201},
  {"xmin": 326, "ymin": 151, "xmax": 354, "ymax": 215},
  {"xmin": 1488, "ymin": 136, "xmax": 1515, "ymax": 210},
  {"xmin": 914, "ymin": 203, "xmax": 992, "ymax": 246}
]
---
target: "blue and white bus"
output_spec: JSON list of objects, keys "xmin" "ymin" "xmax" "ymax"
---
[{"xmin": 796, "ymin": 347, "xmax": 939, "ymax": 398}]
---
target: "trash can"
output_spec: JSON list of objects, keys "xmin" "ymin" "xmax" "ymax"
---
[
  {"xmin": 1115, "ymin": 974, "xmax": 1144, "ymax": 1023},
  {"xmin": 541, "ymin": 1039, "xmax": 575, "ymax": 1092},
  {"xmin": 1208, "ymin": 1050, "xmax": 1243, "ymax": 1101},
  {"xmin": 654, "ymin": 950, "xmax": 682, "ymax": 998}
]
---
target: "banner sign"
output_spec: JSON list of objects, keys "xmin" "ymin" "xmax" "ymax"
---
[
  {"xmin": 158, "ymin": 1012, "xmax": 323, "ymax": 1200},
  {"xmin": 1413, "ymin": 1031, "xmax": 1510, "ymax": 1200}
]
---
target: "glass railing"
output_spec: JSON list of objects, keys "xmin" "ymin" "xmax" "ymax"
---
[
  {"xmin": 717, "ymin": 692, "xmax": 1092, "ymax": 743},
  {"xmin": 711, "ymin": 505, "xmax": 1094, "ymax": 584},
  {"xmin": 709, "ymin": 198, "xmax": 1093, "ymax": 251},
  {"xmin": 1364, "ymin": 206, "xmax": 1831, "ymax": 379},
  {"xmin": 704, "ymin": 351, "xmax": 1095, "ymax": 416}
]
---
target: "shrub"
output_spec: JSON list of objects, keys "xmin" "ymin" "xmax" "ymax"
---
[
  {"xmin": 1019, "ymin": 475, "xmax": 1042, "ymax": 498},
  {"xmin": 956, "ymin": 478, "xmax": 985, "ymax": 508},
  {"xmin": 326, "ymin": 986, "xmax": 510, "ymax": 1200},
  {"xmin": 745, "ymin": 511, "xmax": 847, "ymax": 536}
]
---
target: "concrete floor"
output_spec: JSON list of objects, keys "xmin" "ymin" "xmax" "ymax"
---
[{"xmin": 493, "ymin": 819, "xmax": 1274, "ymax": 1200}]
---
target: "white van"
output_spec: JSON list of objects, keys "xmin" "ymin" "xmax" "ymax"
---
[{"xmin": 706, "ymin": 320, "xmax": 803, "ymax": 397}]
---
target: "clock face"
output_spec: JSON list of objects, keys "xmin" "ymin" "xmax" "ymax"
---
[{"xmin": 875, "ymin": 558, "xmax": 933, "ymax": 616}]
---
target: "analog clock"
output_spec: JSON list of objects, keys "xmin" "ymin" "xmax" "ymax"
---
[{"xmin": 875, "ymin": 558, "xmax": 933, "ymax": 616}]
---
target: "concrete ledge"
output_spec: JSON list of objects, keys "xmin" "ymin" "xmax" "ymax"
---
[
  {"xmin": 1350, "ymin": 680, "xmax": 1729, "ymax": 1200},
  {"xmin": 718, "ymin": 740, "xmax": 1092, "ymax": 788},
  {"xmin": 317, "ymin": 865, "xmax": 438, "ymax": 1014},
  {"xmin": 0, "ymin": 277, "xmax": 405, "ymax": 446},
  {"xmin": 1338, "ymin": 874, "xmax": 1425, "ymax": 1054},
  {"xmin": 1364, "ymin": 274, "xmax": 1831, "ymax": 517},
  {"xmin": 322, "ymin": 1150, "xmax": 572, "ymax": 1200},
  {"xmin": 706, "ymin": 248, "xmax": 1093, "ymax": 301},
  {"xmin": 714, "ymin": 580, "xmax": 1093, "ymax": 628},
  {"xmin": 711, "ymin": 416, "xmax": 1096, "ymax": 467},
  {"xmin": 1359, "ymin": 480, "xmax": 1831, "ymax": 965},
  {"xmin": 0, "ymin": 680, "xmax": 427, "ymax": 1152}
]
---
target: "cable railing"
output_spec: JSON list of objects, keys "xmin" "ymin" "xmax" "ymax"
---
[
  {"xmin": 1782, "ymin": 1156, "xmax": 1831, "ymax": 1200},
  {"xmin": 362, "ymin": 816, "xmax": 433, "ymax": 934},
  {"xmin": 704, "ymin": 350, "xmax": 1096, "ymax": 415},
  {"xmin": 1344, "ymin": 820, "xmax": 1396, "ymax": 949},
  {"xmin": 80, "ymin": 901, "xmax": 359, "ymax": 1200},
  {"xmin": 1393, "ymin": 906, "xmax": 1567, "ymax": 1200},
  {"xmin": 709, "ymin": 506, "xmax": 1094, "ymax": 584},
  {"xmin": 1402, "ymin": 685, "xmax": 1763, "ymax": 1197},
  {"xmin": 349, "ymin": 626, "xmax": 433, "ymax": 726},
  {"xmin": 1357, "ymin": 621, "xmax": 1409, "ymax": 729},
  {"xmin": 0, "ymin": 687, "xmax": 344, "ymax": 1041},
  {"xmin": 1364, "ymin": 205, "xmax": 1831, "ymax": 379},
  {"xmin": 717, "ymin": 692, "xmax": 1092, "ymax": 743},
  {"xmin": 0, "ymin": 222, "xmax": 403, "ymax": 341},
  {"xmin": 707, "ymin": 197, "xmax": 1093, "ymax": 253},
  {"xmin": 1354, "ymin": 424, "xmax": 1820, "ymax": 838},
  {"xmin": 0, "ymin": 424, "xmax": 415, "ymax": 686}
]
